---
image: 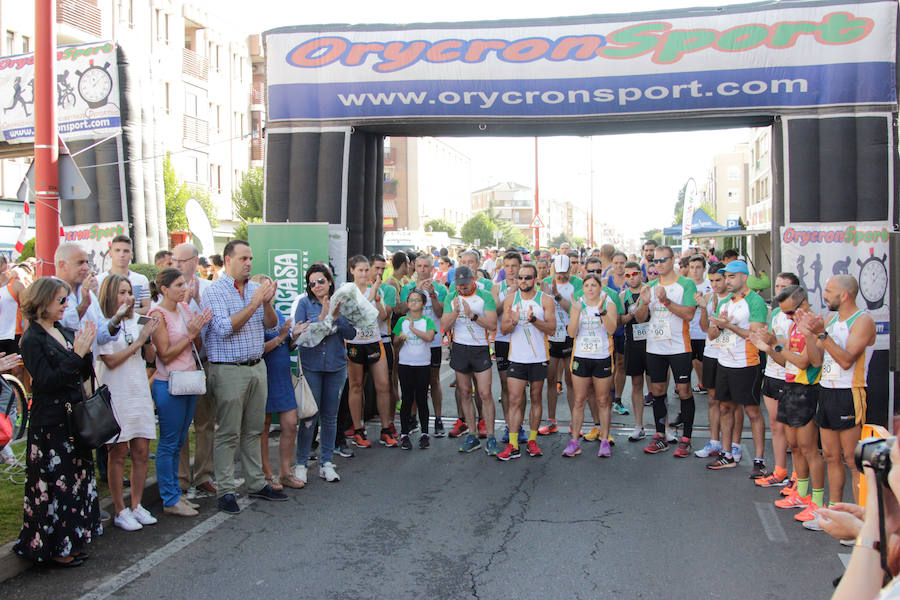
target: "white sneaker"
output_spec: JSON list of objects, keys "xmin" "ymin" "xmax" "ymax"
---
[
  {"xmin": 132, "ymin": 504, "xmax": 158, "ymax": 526},
  {"xmin": 694, "ymin": 441, "xmax": 723, "ymax": 458},
  {"xmin": 839, "ymin": 538, "xmax": 855, "ymax": 546},
  {"xmin": 732, "ymin": 444, "xmax": 743, "ymax": 464},
  {"xmin": 665, "ymin": 427, "xmax": 678, "ymax": 444},
  {"xmin": 114, "ymin": 508, "xmax": 143, "ymax": 531},
  {"xmin": 802, "ymin": 518, "xmax": 823, "ymax": 531},
  {"xmin": 319, "ymin": 462, "xmax": 340, "ymax": 482},
  {"xmin": 627, "ymin": 426, "xmax": 645, "ymax": 442},
  {"xmin": 292, "ymin": 464, "xmax": 308, "ymax": 484}
]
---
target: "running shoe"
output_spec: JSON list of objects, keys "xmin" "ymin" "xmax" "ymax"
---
[
  {"xmin": 794, "ymin": 502, "xmax": 821, "ymax": 522},
  {"xmin": 562, "ymin": 440, "xmax": 582, "ymax": 457},
  {"xmin": 670, "ymin": 413, "xmax": 684, "ymax": 428},
  {"xmin": 707, "ymin": 455, "xmax": 736, "ymax": 470},
  {"xmin": 732, "ymin": 444, "xmax": 743, "ymax": 464},
  {"xmin": 433, "ymin": 420, "xmax": 446, "ymax": 438},
  {"xmin": 501, "ymin": 426, "xmax": 510, "ymax": 444},
  {"xmin": 410, "ymin": 417, "xmax": 420, "ymax": 434},
  {"xmin": 597, "ymin": 439, "xmax": 611, "ymax": 458},
  {"xmin": 448, "ymin": 419, "xmax": 468, "ymax": 438},
  {"xmin": 399, "ymin": 435, "xmax": 412, "ymax": 450},
  {"xmin": 352, "ymin": 431, "xmax": 372, "ymax": 448},
  {"xmin": 612, "ymin": 401, "xmax": 629, "ymax": 416},
  {"xmin": 694, "ymin": 441, "xmax": 722, "ymax": 458},
  {"xmin": 336, "ymin": 443, "xmax": 354, "ymax": 458},
  {"xmin": 459, "ymin": 434, "xmax": 481, "ymax": 453},
  {"xmin": 755, "ymin": 472, "xmax": 790, "ymax": 487},
  {"xmin": 665, "ymin": 428, "xmax": 678, "ymax": 444},
  {"xmin": 673, "ymin": 437, "xmax": 691, "ymax": 458},
  {"xmin": 643, "ymin": 393, "xmax": 653, "ymax": 406},
  {"xmin": 419, "ymin": 434, "xmax": 430, "ymax": 450},
  {"xmin": 380, "ymin": 431, "xmax": 399, "ymax": 447},
  {"xmin": 584, "ymin": 427, "xmax": 602, "ymax": 441},
  {"xmin": 537, "ymin": 419, "xmax": 559, "ymax": 435},
  {"xmin": 477, "ymin": 419, "xmax": 488, "ymax": 439},
  {"xmin": 774, "ymin": 492, "xmax": 811, "ymax": 509},
  {"xmin": 749, "ymin": 460, "xmax": 768, "ymax": 479},
  {"xmin": 526, "ymin": 440, "xmax": 543, "ymax": 457},
  {"xmin": 692, "ymin": 384, "xmax": 707, "ymax": 394},
  {"xmin": 484, "ymin": 436, "xmax": 499, "ymax": 456},
  {"xmin": 344, "ymin": 428, "xmax": 356, "ymax": 439},
  {"xmin": 643, "ymin": 433, "xmax": 669, "ymax": 454},
  {"xmin": 628, "ymin": 426, "xmax": 646, "ymax": 442},
  {"xmin": 497, "ymin": 444, "xmax": 521, "ymax": 461},
  {"xmin": 607, "ymin": 434, "xmax": 616, "ymax": 446},
  {"xmin": 802, "ymin": 517, "xmax": 823, "ymax": 531},
  {"xmin": 388, "ymin": 423, "xmax": 399, "ymax": 439},
  {"xmin": 556, "ymin": 382, "xmax": 563, "ymax": 393},
  {"xmin": 781, "ymin": 477, "xmax": 798, "ymax": 496}
]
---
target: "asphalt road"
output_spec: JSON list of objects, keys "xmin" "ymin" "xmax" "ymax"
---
[{"xmin": 1, "ymin": 360, "xmax": 848, "ymax": 600}]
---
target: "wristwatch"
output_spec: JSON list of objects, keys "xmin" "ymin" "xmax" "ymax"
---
[
  {"xmin": 471, "ymin": 313, "xmax": 479, "ymax": 323},
  {"xmin": 817, "ymin": 331, "xmax": 829, "ymax": 341},
  {"xmin": 772, "ymin": 344, "xmax": 784, "ymax": 353},
  {"xmin": 855, "ymin": 536, "xmax": 881, "ymax": 552},
  {"xmin": 554, "ymin": 294, "xmax": 562, "ymax": 302},
  {"xmin": 528, "ymin": 315, "xmax": 537, "ymax": 324}
]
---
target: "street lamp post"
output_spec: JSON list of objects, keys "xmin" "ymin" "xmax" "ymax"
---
[{"xmin": 34, "ymin": 0, "xmax": 59, "ymax": 276}]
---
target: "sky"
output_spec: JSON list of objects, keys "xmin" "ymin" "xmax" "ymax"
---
[{"xmin": 220, "ymin": 0, "xmax": 758, "ymax": 243}]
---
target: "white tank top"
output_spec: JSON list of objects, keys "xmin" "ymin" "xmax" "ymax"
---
[
  {"xmin": 572, "ymin": 296, "xmax": 615, "ymax": 359},
  {"xmin": 0, "ymin": 284, "xmax": 18, "ymax": 340},
  {"xmin": 763, "ymin": 308, "xmax": 791, "ymax": 380},
  {"xmin": 508, "ymin": 290, "xmax": 547, "ymax": 364},
  {"xmin": 820, "ymin": 309, "xmax": 873, "ymax": 389},
  {"xmin": 548, "ymin": 281, "xmax": 575, "ymax": 343},
  {"xmin": 495, "ymin": 281, "xmax": 512, "ymax": 343}
]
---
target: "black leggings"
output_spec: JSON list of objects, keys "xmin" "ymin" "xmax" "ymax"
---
[{"xmin": 398, "ymin": 364, "xmax": 430, "ymax": 435}]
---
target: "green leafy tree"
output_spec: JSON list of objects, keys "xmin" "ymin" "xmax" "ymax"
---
[
  {"xmin": 18, "ymin": 238, "xmax": 35, "ymax": 261},
  {"xmin": 460, "ymin": 213, "xmax": 496, "ymax": 245},
  {"xmin": 233, "ymin": 168, "xmax": 264, "ymax": 223},
  {"xmin": 548, "ymin": 233, "xmax": 569, "ymax": 248},
  {"xmin": 233, "ymin": 217, "xmax": 262, "ymax": 242},
  {"xmin": 642, "ymin": 228, "xmax": 663, "ymax": 244},
  {"xmin": 164, "ymin": 153, "xmax": 217, "ymax": 233},
  {"xmin": 424, "ymin": 218, "xmax": 456, "ymax": 237}
]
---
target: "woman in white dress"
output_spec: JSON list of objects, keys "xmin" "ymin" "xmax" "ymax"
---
[{"xmin": 97, "ymin": 274, "xmax": 160, "ymax": 532}]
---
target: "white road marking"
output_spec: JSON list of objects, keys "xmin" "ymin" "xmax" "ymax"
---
[
  {"xmin": 838, "ymin": 553, "xmax": 851, "ymax": 568},
  {"xmin": 755, "ymin": 502, "xmax": 788, "ymax": 543},
  {"xmin": 77, "ymin": 498, "xmax": 253, "ymax": 600}
]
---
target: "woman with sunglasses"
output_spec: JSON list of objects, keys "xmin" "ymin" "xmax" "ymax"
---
[
  {"xmin": 96, "ymin": 274, "xmax": 160, "ymax": 531},
  {"xmin": 566, "ymin": 274, "xmax": 619, "ymax": 457},
  {"xmin": 293, "ymin": 264, "xmax": 355, "ymax": 483}
]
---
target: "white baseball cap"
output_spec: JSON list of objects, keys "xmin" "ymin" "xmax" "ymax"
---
[{"xmin": 553, "ymin": 254, "xmax": 571, "ymax": 273}]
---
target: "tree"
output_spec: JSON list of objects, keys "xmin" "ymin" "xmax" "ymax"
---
[
  {"xmin": 233, "ymin": 217, "xmax": 261, "ymax": 242},
  {"xmin": 233, "ymin": 167, "xmax": 264, "ymax": 223},
  {"xmin": 164, "ymin": 154, "xmax": 217, "ymax": 233},
  {"xmin": 642, "ymin": 228, "xmax": 663, "ymax": 244},
  {"xmin": 424, "ymin": 218, "xmax": 456, "ymax": 237},
  {"xmin": 494, "ymin": 219, "xmax": 527, "ymax": 249},
  {"xmin": 548, "ymin": 232, "xmax": 569, "ymax": 248},
  {"xmin": 18, "ymin": 238, "xmax": 35, "ymax": 261},
  {"xmin": 460, "ymin": 213, "xmax": 496, "ymax": 245}
]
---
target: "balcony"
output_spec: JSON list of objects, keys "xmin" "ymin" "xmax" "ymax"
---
[
  {"xmin": 251, "ymin": 136, "xmax": 264, "ymax": 163},
  {"xmin": 57, "ymin": 0, "xmax": 101, "ymax": 38},
  {"xmin": 183, "ymin": 115, "xmax": 209, "ymax": 146},
  {"xmin": 182, "ymin": 48, "xmax": 209, "ymax": 81},
  {"xmin": 251, "ymin": 82, "xmax": 265, "ymax": 106}
]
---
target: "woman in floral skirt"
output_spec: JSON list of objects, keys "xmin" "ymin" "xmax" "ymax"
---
[{"xmin": 16, "ymin": 276, "xmax": 99, "ymax": 567}]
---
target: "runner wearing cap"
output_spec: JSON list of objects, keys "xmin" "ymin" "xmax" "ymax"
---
[
  {"xmin": 441, "ymin": 266, "xmax": 499, "ymax": 455},
  {"xmin": 538, "ymin": 253, "xmax": 577, "ymax": 436},
  {"xmin": 633, "ymin": 245, "xmax": 698, "ymax": 458},
  {"xmin": 707, "ymin": 260, "xmax": 768, "ymax": 475},
  {"xmin": 497, "ymin": 263, "xmax": 556, "ymax": 461}
]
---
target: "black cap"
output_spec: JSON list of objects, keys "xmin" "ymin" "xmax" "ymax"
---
[{"xmin": 454, "ymin": 265, "xmax": 474, "ymax": 285}]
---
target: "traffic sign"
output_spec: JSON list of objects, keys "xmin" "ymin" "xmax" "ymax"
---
[{"xmin": 529, "ymin": 215, "xmax": 545, "ymax": 228}]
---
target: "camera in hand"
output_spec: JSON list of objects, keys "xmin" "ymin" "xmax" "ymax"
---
[{"xmin": 856, "ymin": 436, "xmax": 896, "ymax": 489}]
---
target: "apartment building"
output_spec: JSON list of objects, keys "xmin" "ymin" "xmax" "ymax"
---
[
  {"xmin": 0, "ymin": 0, "xmax": 254, "ymax": 257},
  {"xmin": 747, "ymin": 127, "xmax": 773, "ymax": 231},
  {"xmin": 706, "ymin": 143, "xmax": 750, "ymax": 226}
]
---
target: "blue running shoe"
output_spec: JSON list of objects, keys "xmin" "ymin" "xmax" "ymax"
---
[
  {"xmin": 485, "ymin": 437, "xmax": 499, "ymax": 456},
  {"xmin": 459, "ymin": 434, "xmax": 482, "ymax": 453},
  {"xmin": 501, "ymin": 427, "xmax": 510, "ymax": 444},
  {"xmin": 518, "ymin": 426, "xmax": 526, "ymax": 439}
]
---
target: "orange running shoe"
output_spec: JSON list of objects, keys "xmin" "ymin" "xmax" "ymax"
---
[
  {"xmin": 352, "ymin": 431, "xmax": 372, "ymax": 448},
  {"xmin": 538, "ymin": 419, "xmax": 559, "ymax": 435},
  {"xmin": 448, "ymin": 419, "xmax": 468, "ymax": 438},
  {"xmin": 755, "ymin": 472, "xmax": 790, "ymax": 487},
  {"xmin": 781, "ymin": 477, "xmax": 798, "ymax": 496},
  {"xmin": 794, "ymin": 502, "xmax": 821, "ymax": 522},
  {"xmin": 774, "ymin": 492, "xmax": 810, "ymax": 509},
  {"xmin": 379, "ymin": 431, "xmax": 399, "ymax": 447}
]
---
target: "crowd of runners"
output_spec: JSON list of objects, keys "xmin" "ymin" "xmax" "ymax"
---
[{"xmin": 356, "ymin": 240, "xmax": 874, "ymax": 532}]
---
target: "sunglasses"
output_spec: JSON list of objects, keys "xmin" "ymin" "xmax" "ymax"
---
[
  {"xmin": 651, "ymin": 257, "xmax": 671, "ymax": 264},
  {"xmin": 309, "ymin": 277, "xmax": 328, "ymax": 286},
  {"xmin": 648, "ymin": 271, "xmax": 659, "ymax": 276},
  {"xmin": 625, "ymin": 271, "xmax": 641, "ymax": 277},
  {"xmin": 517, "ymin": 275, "xmax": 534, "ymax": 281},
  {"xmin": 585, "ymin": 269, "xmax": 602, "ymax": 274},
  {"xmin": 55, "ymin": 296, "xmax": 67, "ymax": 305}
]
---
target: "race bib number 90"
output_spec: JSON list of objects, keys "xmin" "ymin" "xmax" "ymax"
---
[{"xmin": 649, "ymin": 318, "xmax": 671, "ymax": 341}]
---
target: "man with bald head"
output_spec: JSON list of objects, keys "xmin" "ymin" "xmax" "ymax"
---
[
  {"xmin": 55, "ymin": 242, "xmax": 125, "ymax": 345},
  {"xmin": 172, "ymin": 243, "xmax": 218, "ymax": 495},
  {"xmin": 797, "ymin": 274, "xmax": 875, "ymax": 507}
]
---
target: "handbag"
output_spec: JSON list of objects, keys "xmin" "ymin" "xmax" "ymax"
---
[
  {"xmin": 0, "ymin": 377, "xmax": 14, "ymax": 448},
  {"xmin": 157, "ymin": 307, "xmax": 207, "ymax": 396},
  {"xmin": 67, "ymin": 370, "xmax": 120, "ymax": 450},
  {"xmin": 293, "ymin": 368, "xmax": 318, "ymax": 419}
]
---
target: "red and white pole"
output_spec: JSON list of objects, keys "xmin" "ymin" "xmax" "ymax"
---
[{"xmin": 34, "ymin": 0, "xmax": 59, "ymax": 276}]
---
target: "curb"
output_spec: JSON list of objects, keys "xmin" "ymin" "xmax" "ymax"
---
[{"xmin": 0, "ymin": 475, "xmax": 159, "ymax": 584}]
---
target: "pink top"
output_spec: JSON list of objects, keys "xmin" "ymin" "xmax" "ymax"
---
[{"xmin": 150, "ymin": 302, "xmax": 196, "ymax": 381}]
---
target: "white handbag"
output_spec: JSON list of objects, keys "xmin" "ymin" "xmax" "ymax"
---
[
  {"xmin": 158, "ymin": 307, "xmax": 207, "ymax": 396},
  {"xmin": 293, "ymin": 369, "xmax": 318, "ymax": 419}
]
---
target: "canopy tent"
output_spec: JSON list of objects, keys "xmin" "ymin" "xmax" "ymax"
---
[{"xmin": 662, "ymin": 208, "xmax": 741, "ymax": 237}]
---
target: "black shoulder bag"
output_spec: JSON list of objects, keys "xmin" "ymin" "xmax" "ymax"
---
[{"xmin": 65, "ymin": 367, "xmax": 120, "ymax": 449}]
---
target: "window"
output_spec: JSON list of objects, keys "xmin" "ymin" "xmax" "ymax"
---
[
  {"xmin": 21, "ymin": 36, "xmax": 29, "ymax": 53},
  {"xmin": 727, "ymin": 188, "xmax": 739, "ymax": 202},
  {"xmin": 127, "ymin": 0, "xmax": 134, "ymax": 28},
  {"xmin": 216, "ymin": 105, "xmax": 221, "ymax": 131},
  {"xmin": 186, "ymin": 156, "xmax": 199, "ymax": 183},
  {"xmin": 164, "ymin": 14, "xmax": 170, "ymax": 44},
  {"xmin": 215, "ymin": 46, "xmax": 221, "ymax": 72},
  {"xmin": 164, "ymin": 82, "xmax": 171, "ymax": 113},
  {"xmin": 6, "ymin": 31, "xmax": 14, "ymax": 55},
  {"xmin": 155, "ymin": 10, "xmax": 161, "ymax": 41},
  {"xmin": 184, "ymin": 90, "xmax": 198, "ymax": 117},
  {"xmin": 727, "ymin": 166, "xmax": 740, "ymax": 180},
  {"xmin": 217, "ymin": 166, "xmax": 223, "ymax": 194}
]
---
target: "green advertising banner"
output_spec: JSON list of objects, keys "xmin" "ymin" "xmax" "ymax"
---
[{"xmin": 248, "ymin": 222, "xmax": 330, "ymax": 317}]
